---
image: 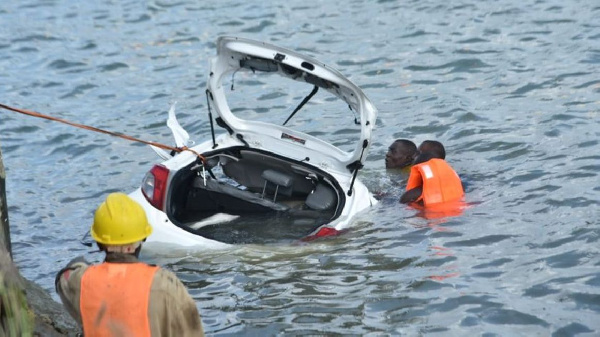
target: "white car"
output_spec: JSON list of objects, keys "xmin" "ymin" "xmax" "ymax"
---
[{"xmin": 130, "ymin": 36, "xmax": 378, "ymax": 249}]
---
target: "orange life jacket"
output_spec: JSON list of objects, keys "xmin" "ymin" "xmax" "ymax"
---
[
  {"xmin": 80, "ymin": 262, "xmax": 159, "ymax": 337},
  {"xmin": 409, "ymin": 199, "xmax": 467, "ymax": 219},
  {"xmin": 406, "ymin": 158, "xmax": 464, "ymax": 206}
]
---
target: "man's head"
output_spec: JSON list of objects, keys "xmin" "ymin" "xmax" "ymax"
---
[
  {"xmin": 91, "ymin": 193, "xmax": 153, "ymax": 255},
  {"xmin": 417, "ymin": 140, "xmax": 446, "ymax": 159},
  {"xmin": 385, "ymin": 139, "xmax": 417, "ymax": 169}
]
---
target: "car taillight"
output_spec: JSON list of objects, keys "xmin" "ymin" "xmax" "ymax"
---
[{"xmin": 141, "ymin": 164, "xmax": 169, "ymax": 210}]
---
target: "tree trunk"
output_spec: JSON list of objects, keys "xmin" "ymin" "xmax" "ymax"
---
[{"xmin": 0, "ymin": 142, "xmax": 11, "ymax": 257}]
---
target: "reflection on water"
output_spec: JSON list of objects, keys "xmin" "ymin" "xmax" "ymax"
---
[{"xmin": 1, "ymin": 0, "xmax": 599, "ymax": 335}]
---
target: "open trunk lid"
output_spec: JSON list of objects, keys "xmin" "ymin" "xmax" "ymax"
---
[{"xmin": 206, "ymin": 36, "xmax": 377, "ymax": 173}]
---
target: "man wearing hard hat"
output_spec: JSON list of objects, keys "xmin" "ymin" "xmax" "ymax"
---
[{"xmin": 55, "ymin": 193, "xmax": 204, "ymax": 336}]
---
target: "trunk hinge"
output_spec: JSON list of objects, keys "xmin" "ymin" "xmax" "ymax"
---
[
  {"xmin": 205, "ymin": 89, "xmax": 218, "ymax": 149},
  {"xmin": 346, "ymin": 139, "xmax": 369, "ymax": 196}
]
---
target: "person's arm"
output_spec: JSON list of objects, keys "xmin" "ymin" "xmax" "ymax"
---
[
  {"xmin": 149, "ymin": 269, "xmax": 205, "ymax": 337},
  {"xmin": 400, "ymin": 187, "xmax": 422, "ymax": 204},
  {"xmin": 55, "ymin": 256, "xmax": 89, "ymax": 325}
]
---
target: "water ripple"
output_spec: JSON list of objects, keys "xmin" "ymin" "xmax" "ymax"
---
[{"xmin": 405, "ymin": 58, "xmax": 491, "ymax": 73}]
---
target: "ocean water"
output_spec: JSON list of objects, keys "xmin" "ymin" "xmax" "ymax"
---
[{"xmin": 1, "ymin": 0, "xmax": 599, "ymax": 335}]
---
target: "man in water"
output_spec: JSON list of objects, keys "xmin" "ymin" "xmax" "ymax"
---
[
  {"xmin": 385, "ymin": 139, "xmax": 418, "ymax": 170},
  {"xmin": 55, "ymin": 193, "xmax": 204, "ymax": 336},
  {"xmin": 416, "ymin": 139, "xmax": 446, "ymax": 160},
  {"xmin": 400, "ymin": 141, "xmax": 463, "ymax": 206},
  {"xmin": 374, "ymin": 139, "xmax": 418, "ymax": 201}
]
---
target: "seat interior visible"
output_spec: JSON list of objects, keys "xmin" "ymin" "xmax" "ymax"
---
[{"xmin": 305, "ymin": 183, "xmax": 336, "ymax": 211}]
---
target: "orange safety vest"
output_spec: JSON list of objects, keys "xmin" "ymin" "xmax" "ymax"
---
[
  {"xmin": 80, "ymin": 262, "xmax": 159, "ymax": 337},
  {"xmin": 406, "ymin": 158, "xmax": 464, "ymax": 206},
  {"xmin": 410, "ymin": 199, "xmax": 467, "ymax": 219}
]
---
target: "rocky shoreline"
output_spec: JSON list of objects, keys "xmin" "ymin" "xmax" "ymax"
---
[
  {"xmin": 1, "ymin": 249, "xmax": 80, "ymax": 336},
  {"xmin": 25, "ymin": 275, "xmax": 80, "ymax": 336}
]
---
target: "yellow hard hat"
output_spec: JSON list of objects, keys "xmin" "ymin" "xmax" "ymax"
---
[{"xmin": 91, "ymin": 193, "xmax": 153, "ymax": 245}]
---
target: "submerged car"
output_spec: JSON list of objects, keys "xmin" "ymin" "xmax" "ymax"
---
[{"xmin": 129, "ymin": 36, "xmax": 377, "ymax": 249}]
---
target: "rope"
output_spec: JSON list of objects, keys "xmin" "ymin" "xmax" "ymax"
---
[{"xmin": 0, "ymin": 103, "xmax": 205, "ymax": 162}]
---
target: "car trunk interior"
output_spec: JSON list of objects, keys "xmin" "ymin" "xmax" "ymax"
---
[{"xmin": 166, "ymin": 148, "xmax": 344, "ymax": 244}]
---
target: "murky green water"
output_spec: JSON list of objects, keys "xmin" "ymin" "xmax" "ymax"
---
[{"xmin": 1, "ymin": 0, "xmax": 599, "ymax": 335}]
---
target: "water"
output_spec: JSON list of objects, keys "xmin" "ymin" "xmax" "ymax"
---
[{"xmin": 1, "ymin": 0, "xmax": 599, "ymax": 335}]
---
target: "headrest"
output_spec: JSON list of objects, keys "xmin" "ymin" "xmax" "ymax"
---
[{"xmin": 262, "ymin": 169, "xmax": 294, "ymax": 188}]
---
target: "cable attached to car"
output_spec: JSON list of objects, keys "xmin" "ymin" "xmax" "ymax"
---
[{"xmin": 0, "ymin": 103, "xmax": 206, "ymax": 163}]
